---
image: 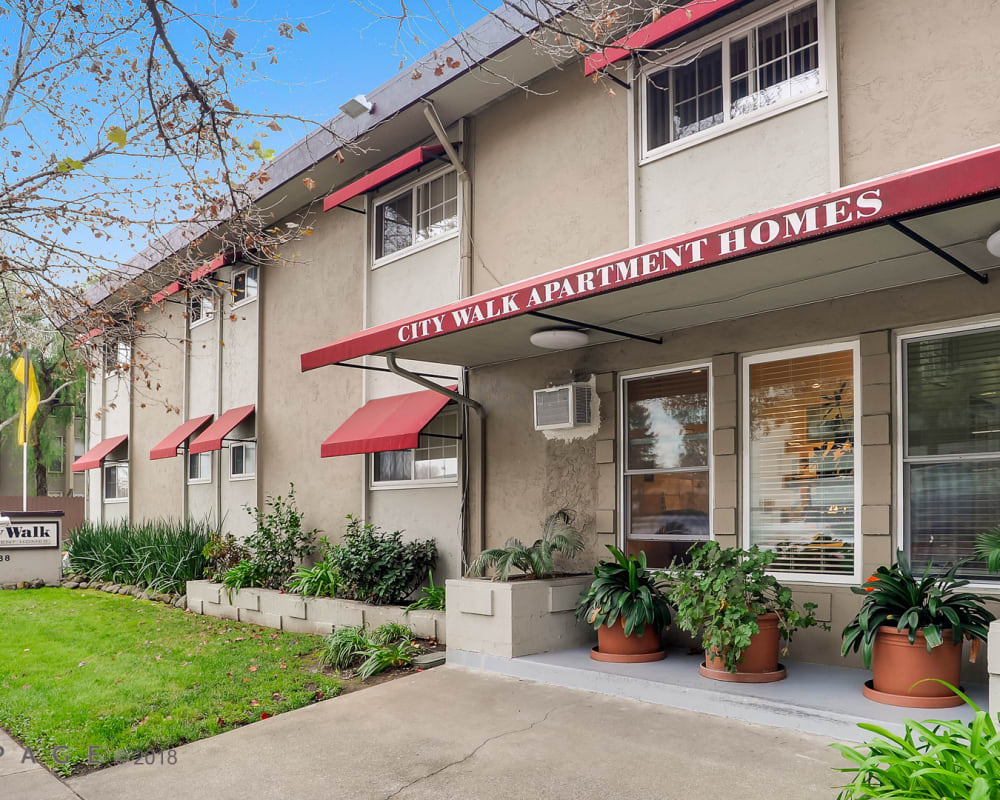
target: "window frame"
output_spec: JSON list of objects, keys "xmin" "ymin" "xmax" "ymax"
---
[
  {"xmin": 371, "ymin": 165, "xmax": 460, "ymax": 269},
  {"xmin": 102, "ymin": 462, "xmax": 129, "ymax": 503},
  {"xmin": 103, "ymin": 339, "xmax": 131, "ymax": 377},
  {"xmin": 50, "ymin": 435, "xmax": 64, "ymax": 474},
  {"xmin": 187, "ymin": 450, "xmax": 212, "ymax": 484},
  {"xmin": 369, "ymin": 406, "xmax": 461, "ymax": 490},
  {"xmin": 639, "ymin": 0, "xmax": 827, "ymax": 163},
  {"xmin": 741, "ymin": 338, "xmax": 862, "ymax": 585},
  {"xmin": 617, "ymin": 361, "xmax": 715, "ymax": 556},
  {"xmin": 229, "ymin": 441, "xmax": 256, "ymax": 480},
  {"xmin": 895, "ymin": 316, "xmax": 1000, "ymax": 589},
  {"xmin": 189, "ymin": 292, "xmax": 216, "ymax": 328},
  {"xmin": 231, "ymin": 265, "xmax": 259, "ymax": 308}
]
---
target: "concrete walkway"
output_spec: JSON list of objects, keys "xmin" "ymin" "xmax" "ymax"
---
[
  {"xmin": 64, "ymin": 666, "xmax": 844, "ymax": 800},
  {"xmin": 0, "ymin": 729, "xmax": 77, "ymax": 800}
]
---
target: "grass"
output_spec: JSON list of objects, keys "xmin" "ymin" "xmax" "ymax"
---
[{"xmin": 0, "ymin": 588, "xmax": 342, "ymax": 775}]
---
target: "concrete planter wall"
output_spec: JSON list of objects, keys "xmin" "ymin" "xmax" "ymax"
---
[
  {"xmin": 445, "ymin": 575, "xmax": 594, "ymax": 658},
  {"xmin": 990, "ymin": 620, "xmax": 999, "ymax": 714},
  {"xmin": 185, "ymin": 580, "xmax": 446, "ymax": 643}
]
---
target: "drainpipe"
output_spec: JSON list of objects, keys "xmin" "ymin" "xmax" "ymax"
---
[
  {"xmin": 385, "ymin": 354, "xmax": 486, "ymax": 559},
  {"xmin": 422, "ymin": 102, "xmax": 472, "ymax": 298}
]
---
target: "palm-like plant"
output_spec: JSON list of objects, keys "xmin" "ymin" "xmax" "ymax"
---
[
  {"xmin": 467, "ymin": 509, "xmax": 584, "ymax": 581},
  {"xmin": 974, "ymin": 527, "xmax": 1000, "ymax": 574},
  {"xmin": 576, "ymin": 546, "xmax": 671, "ymax": 637}
]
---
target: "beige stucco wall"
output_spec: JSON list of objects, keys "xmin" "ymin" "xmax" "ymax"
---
[
  {"xmin": 838, "ymin": 0, "xmax": 1000, "ymax": 185},
  {"xmin": 470, "ymin": 65, "xmax": 630, "ymax": 291}
]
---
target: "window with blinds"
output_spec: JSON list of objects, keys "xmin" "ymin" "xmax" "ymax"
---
[
  {"xmin": 623, "ymin": 367, "xmax": 710, "ymax": 567},
  {"xmin": 746, "ymin": 346, "xmax": 857, "ymax": 576},
  {"xmin": 904, "ymin": 326, "xmax": 1000, "ymax": 581},
  {"xmin": 644, "ymin": 1, "xmax": 821, "ymax": 154}
]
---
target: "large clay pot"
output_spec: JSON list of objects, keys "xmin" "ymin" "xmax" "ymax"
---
[
  {"xmin": 699, "ymin": 613, "xmax": 787, "ymax": 683},
  {"xmin": 863, "ymin": 626, "xmax": 964, "ymax": 708},
  {"xmin": 591, "ymin": 617, "xmax": 665, "ymax": 663}
]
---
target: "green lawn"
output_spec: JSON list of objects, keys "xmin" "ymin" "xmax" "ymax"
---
[{"xmin": 0, "ymin": 588, "xmax": 342, "ymax": 775}]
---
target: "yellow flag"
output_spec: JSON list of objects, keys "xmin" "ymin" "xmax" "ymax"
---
[{"xmin": 11, "ymin": 356, "xmax": 40, "ymax": 446}]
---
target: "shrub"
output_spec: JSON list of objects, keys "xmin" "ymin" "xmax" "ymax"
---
[
  {"xmin": 577, "ymin": 546, "xmax": 671, "ymax": 637},
  {"xmin": 66, "ymin": 518, "xmax": 215, "ymax": 594},
  {"xmin": 467, "ymin": 508, "xmax": 584, "ymax": 581},
  {"xmin": 221, "ymin": 560, "xmax": 265, "ymax": 599},
  {"xmin": 241, "ymin": 484, "xmax": 319, "ymax": 589},
  {"xmin": 834, "ymin": 689, "xmax": 999, "ymax": 799},
  {"xmin": 328, "ymin": 515, "xmax": 436, "ymax": 605},
  {"xmin": 320, "ymin": 622, "xmax": 421, "ymax": 680},
  {"xmin": 286, "ymin": 558, "xmax": 339, "ymax": 598},
  {"xmin": 405, "ymin": 571, "xmax": 445, "ymax": 612},
  {"xmin": 202, "ymin": 532, "xmax": 249, "ymax": 582}
]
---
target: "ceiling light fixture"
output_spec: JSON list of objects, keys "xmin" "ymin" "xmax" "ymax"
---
[
  {"xmin": 339, "ymin": 94, "xmax": 374, "ymax": 118},
  {"xmin": 529, "ymin": 328, "xmax": 590, "ymax": 350},
  {"xmin": 987, "ymin": 227, "xmax": 1000, "ymax": 259}
]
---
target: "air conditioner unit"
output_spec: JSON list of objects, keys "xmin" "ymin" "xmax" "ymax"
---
[{"xmin": 533, "ymin": 383, "xmax": 592, "ymax": 431}]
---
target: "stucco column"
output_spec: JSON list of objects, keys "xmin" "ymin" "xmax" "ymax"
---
[
  {"xmin": 712, "ymin": 353, "xmax": 738, "ymax": 549},
  {"xmin": 859, "ymin": 330, "xmax": 893, "ymax": 577},
  {"xmin": 989, "ymin": 620, "xmax": 1000, "ymax": 714},
  {"xmin": 594, "ymin": 372, "xmax": 617, "ymax": 553}
]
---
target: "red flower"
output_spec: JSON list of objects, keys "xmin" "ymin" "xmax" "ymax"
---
[{"xmin": 863, "ymin": 574, "xmax": 880, "ymax": 592}]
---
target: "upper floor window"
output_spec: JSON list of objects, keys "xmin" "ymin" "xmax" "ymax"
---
[
  {"xmin": 189, "ymin": 293, "xmax": 215, "ymax": 327},
  {"xmin": 372, "ymin": 406, "xmax": 459, "ymax": 486},
  {"xmin": 643, "ymin": 1, "xmax": 821, "ymax": 157},
  {"xmin": 374, "ymin": 169, "xmax": 458, "ymax": 263},
  {"xmin": 232, "ymin": 266, "xmax": 259, "ymax": 306},
  {"xmin": 103, "ymin": 339, "xmax": 131, "ymax": 376}
]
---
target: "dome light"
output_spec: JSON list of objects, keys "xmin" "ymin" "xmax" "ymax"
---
[{"xmin": 529, "ymin": 328, "xmax": 590, "ymax": 350}]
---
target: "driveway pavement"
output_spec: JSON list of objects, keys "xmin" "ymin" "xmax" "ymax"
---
[{"xmin": 60, "ymin": 666, "xmax": 843, "ymax": 799}]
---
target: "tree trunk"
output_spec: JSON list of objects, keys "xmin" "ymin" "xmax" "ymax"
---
[{"xmin": 31, "ymin": 420, "xmax": 47, "ymax": 496}]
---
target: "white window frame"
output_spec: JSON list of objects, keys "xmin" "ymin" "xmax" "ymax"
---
[
  {"xmin": 639, "ymin": 0, "xmax": 827, "ymax": 163},
  {"xmin": 369, "ymin": 406, "xmax": 461, "ymax": 490},
  {"xmin": 103, "ymin": 339, "xmax": 131, "ymax": 378},
  {"xmin": 50, "ymin": 435, "xmax": 64, "ymax": 474},
  {"xmin": 229, "ymin": 442, "xmax": 256, "ymax": 481},
  {"xmin": 371, "ymin": 165, "xmax": 460, "ymax": 269},
  {"xmin": 189, "ymin": 293, "xmax": 216, "ymax": 328},
  {"xmin": 103, "ymin": 462, "xmax": 129, "ymax": 503},
  {"xmin": 618, "ymin": 361, "xmax": 714, "ymax": 555},
  {"xmin": 231, "ymin": 265, "xmax": 259, "ymax": 308},
  {"xmin": 742, "ymin": 338, "xmax": 862, "ymax": 585},
  {"xmin": 895, "ymin": 314, "xmax": 1000, "ymax": 591},
  {"xmin": 187, "ymin": 450, "xmax": 212, "ymax": 484}
]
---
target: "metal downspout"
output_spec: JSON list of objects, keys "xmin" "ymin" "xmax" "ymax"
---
[{"xmin": 384, "ymin": 354, "xmax": 486, "ymax": 558}]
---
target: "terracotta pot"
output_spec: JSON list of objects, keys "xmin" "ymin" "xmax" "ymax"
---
[
  {"xmin": 863, "ymin": 626, "xmax": 964, "ymax": 708},
  {"xmin": 591, "ymin": 617, "xmax": 665, "ymax": 663},
  {"xmin": 700, "ymin": 613, "xmax": 786, "ymax": 683}
]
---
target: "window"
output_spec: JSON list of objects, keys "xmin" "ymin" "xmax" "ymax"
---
[
  {"xmin": 745, "ymin": 343, "xmax": 858, "ymax": 579},
  {"xmin": 103, "ymin": 463, "xmax": 129, "ymax": 501},
  {"xmin": 374, "ymin": 170, "xmax": 458, "ymax": 261},
  {"xmin": 230, "ymin": 442, "xmax": 256, "ymax": 479},
  {"xmin": 903, "ymin": 325, "xmax": 1000, "ymax": 581},
  {"xmin": 644, "ymin": 1, "xmax": 821, "ymax": 154},
  {"xmin": 189, "ymin": 293, "xmax": 215, "ymax": 326},
  {"xmin": 50, "ymin": 436, "xmax": 64, "ymax": 474},
  {"xmin": 188, "ymin": 451, "xmax": 211, "ymax": 483},
  {"xmin": 622, "ymin": 367, "xmax": 710, "ymax": 567},
  {"xmin": 103, "ymin": 340, "xmax": 131, "ymax": 375},
  {"xmin": 372, "ymin": 407, "xmax": 459, "ymax": 485},
  {"xmin": 232, "ymin": 266, "xmax": 259, "ymax": 305}
]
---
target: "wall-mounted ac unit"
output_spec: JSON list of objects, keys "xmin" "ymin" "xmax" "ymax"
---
[{"xmin": 533, "ymin": 383, "xmax": 592, "ymax": 431}]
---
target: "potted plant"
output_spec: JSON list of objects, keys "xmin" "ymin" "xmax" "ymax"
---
[
  {"xmin": 841, "ymin": 550, "xmax": 995, "ymax": 708},
  {"xmin": 576, "ymin": 546, "xmax": 671, "ymax": 663},
  {"xmin": 667, "ymin": 542, "xmax": 822, "ymax": 682}
]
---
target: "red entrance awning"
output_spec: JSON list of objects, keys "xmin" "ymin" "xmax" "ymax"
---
[
  {"xmin": 321, "ymin": 388, "xmax": 454, "ymax": 458},
  {"xmin": 300, "ymin": 144, "xmax": 1000, "ymax": 371},
  {"xmin": 190, "ymin": 405, "xmax": 255, "ymax": 454},
  {"xmin": 323, "ymin": 145, "xmax": 446, "ymax": 212},
  {"xmin": 72, "ymin": 435, "xmax": 128, "ymax": 472},
  {"xmin": 149, "ymin": 414, "xmax": 214, "ymax": 460}
]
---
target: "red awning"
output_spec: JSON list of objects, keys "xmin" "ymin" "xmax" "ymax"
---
[
  {"xmin": 585, "ymin": 0, "xmax": 744, "ymax": 76},
  {"xmin": 72, "ymin": 435, "xmax": 128, "ymax": 472},
  {"xmin": 323, "ymin": 145, "xmax": 446, "ymax": 212},
  {"xmin": 190, "ymin": 253, "xmax": 233, "ymax": 282},
  {"xmin": 300, "ymin": 144, "xmax": 1000, "ymax": 371},
  {"xmin": 321, "ymin": 388, "xmax": 454, "ymax": 458},
  {"xmin": 189, "ymin": 405, "xmax": 255, "ymax": 454},
  {"xmin": 149, "ymin": 415, "xmax": 214, "ymax": 460},
  {"xmin": 151, "ymin": 281, "xmax": 181, "ymax": 305}
]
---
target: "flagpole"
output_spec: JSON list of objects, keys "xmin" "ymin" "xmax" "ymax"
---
[{"xmin": 22, "ymin": 350, "xmax": 28, "ymax": 512}]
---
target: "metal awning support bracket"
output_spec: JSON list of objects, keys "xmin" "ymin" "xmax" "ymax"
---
[
  {"xmin": 528, "ymin": 310, "xmax": 663, "ymax": 344},
  {"xmin": 887, "ymin": 219, "xmax": 988, "ymax": 285}
]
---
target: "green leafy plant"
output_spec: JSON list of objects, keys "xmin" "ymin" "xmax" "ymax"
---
[
  {"xmin": 405, "ymin": 571, "xmax": 446, "ymax": 612},
  {"xmin": 319, "ymin": 622, "xmax": 422, "ymax": 680},
  {"xmin": 841, "ymin": 550, "xmax": 994, "ymax": 668},
  {"xmin": 328, "ymin": 515, "xmax": 436, "ymax": 605},
  {"xmin": 241, "ymin": 484, "xmax": 319, "ymax": 590},
  {"xmin": 667, "ymin": 542, "xmax": 822, "ymax": 673},
  {"xmin": 974, "ymin": 527, "xmax": 1000, "ymax": 574},
  {"xmin": 66, "ymin": 518, "xmax": 215, "ymax": 594},
  {"xmin": 286, "ymin": 558, "xmax": 339, "ymax": 598},
  {"xmin": 221, "ymin": 560, "xmax": 264, "ymax": 600},
  {"xmin": 576, "ymin": 546, "xmax": 671, "ymax": 637},
  {"xmin": 370, "ymin": 621, "xmax": 415, "ymax": 645},
  {"xmin": 357, "ymin": 639, "xmax": 421, "ymax": 680},
  {"xmin": 202, "ymin": 532, "xmax": 249, "ymax": 583},
  {"xmin": 320, "ymin": 626, "xmax": 374, "ymax": 670},
  {"xmin": 834, "ymin": 686, "xmax": 999, "ymax": 799},
  {"xmin": 467, "ymin": 508, "xmax": 585, "ymax": 581}
]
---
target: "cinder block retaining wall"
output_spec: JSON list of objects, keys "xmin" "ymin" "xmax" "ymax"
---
[
  {"xmin": 990, "ymin": 620, "xmax": 999, "ymax": 714},
  {"xmin": 186, "ymin": 581, "xmax": 446, "ymax": 643}
]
